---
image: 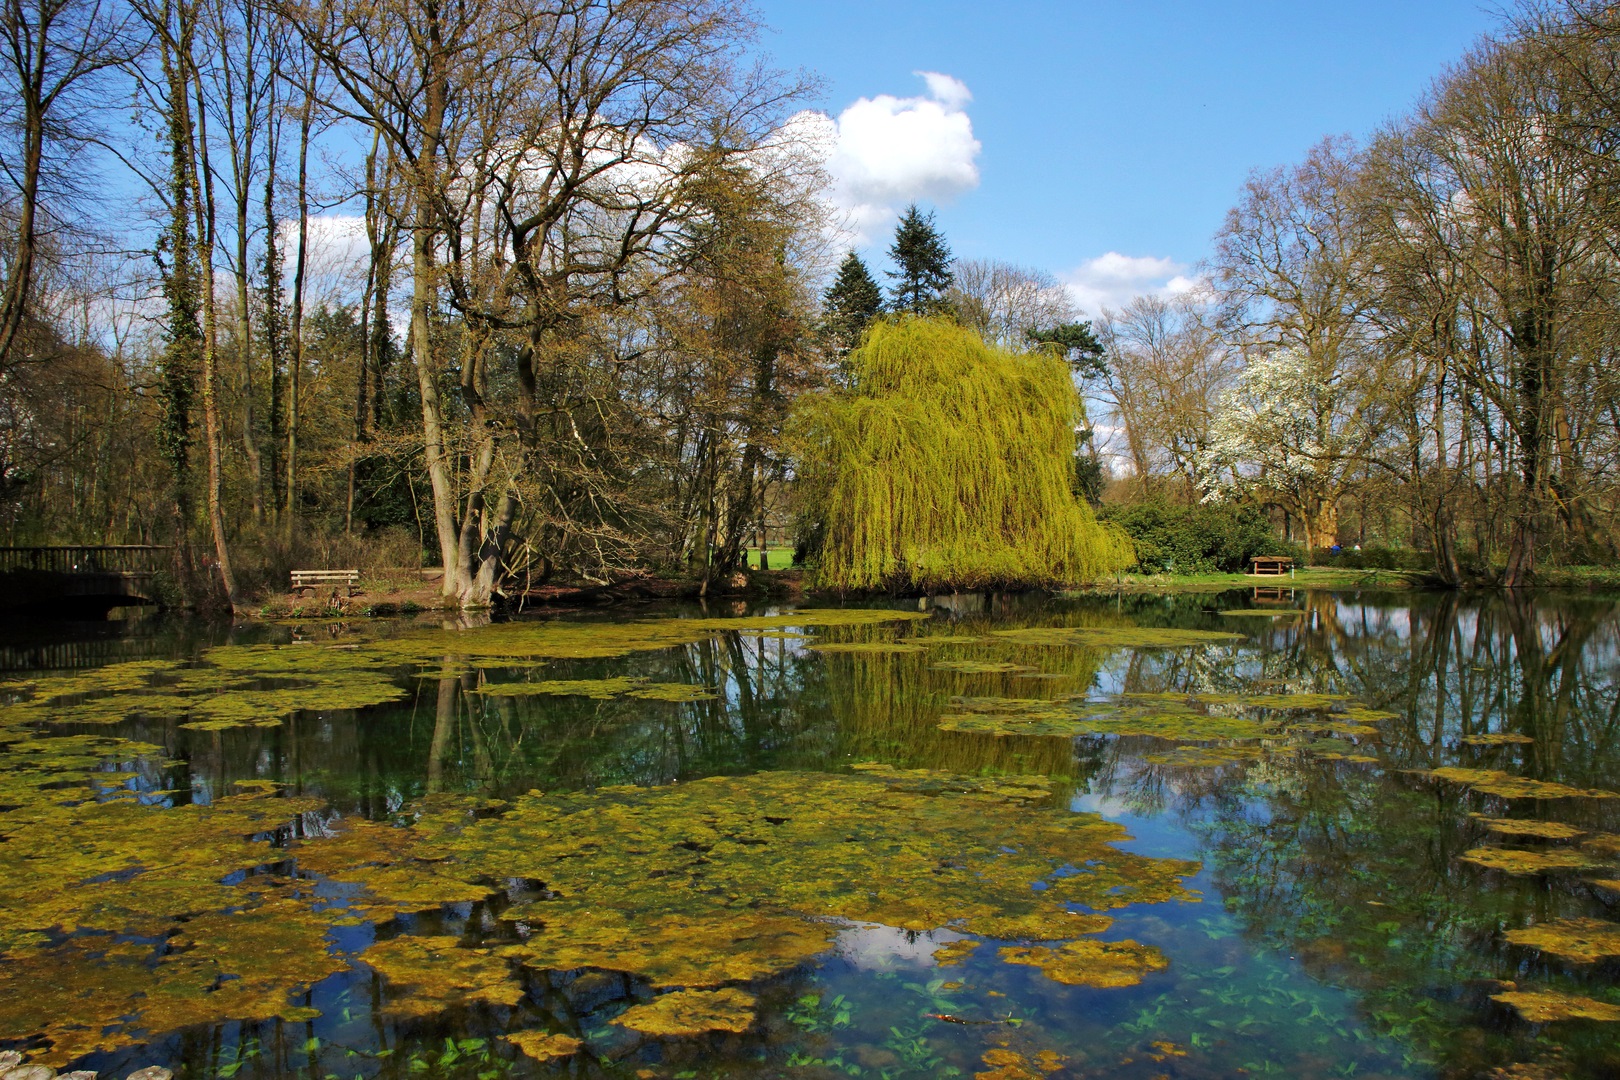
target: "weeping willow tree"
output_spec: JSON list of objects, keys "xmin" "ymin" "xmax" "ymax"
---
[{"xmin": 792, "ymin": 317, "xmax": 1132, "ymax": 591}]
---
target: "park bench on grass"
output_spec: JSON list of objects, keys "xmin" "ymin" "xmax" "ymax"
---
[
  {"xmin": 290, "ymin": 569, "xmax": 361, "ymax": 598},
  {"xmin": 1248, "ymin": 556, "xmax": 1294, "ymax": 577}
]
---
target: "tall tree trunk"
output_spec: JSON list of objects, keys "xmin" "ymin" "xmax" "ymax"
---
[
  {"xmin": 185, "ymin": 40, "xmax": 238, "ymax": 606},
  {"xmin": 413, "ymin": 223, "xmax": 460, "ymax": 593},
  {"xmin": 284, "ymin": 57, "xmax": 315, "ymax": 539},
  {"xmin": 261, "ymin": 63, "xmax": 285, "ymax": 517},
  {"xmin": 154, "ymin": 0, "xmax": 201, "ymax": 602}
]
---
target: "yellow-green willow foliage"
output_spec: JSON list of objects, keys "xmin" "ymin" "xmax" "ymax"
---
[{"xmin": 791, "ymin": 317, "xmax": 1132, "ymax": 591}]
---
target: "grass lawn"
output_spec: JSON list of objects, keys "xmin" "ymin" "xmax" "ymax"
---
[
  {"xmin": 1069, "ymin": 566, "xmax": 1433, "ymax": 593},
  {"xmin": 745, "ymin": 548, "xmax": 797, "ymax": 571}
]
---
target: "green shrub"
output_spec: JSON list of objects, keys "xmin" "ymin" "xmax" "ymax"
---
[
  {"xmin": 1309, "ymin": 547, "xmax": 1431, "ymax": 571},
  {"xmin": 1100, "ymin": 500, "xmax": 1292, "ymax": 574}
]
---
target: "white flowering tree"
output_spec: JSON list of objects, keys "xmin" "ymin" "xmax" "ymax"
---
[{"xmin": 1199, "ymin": 348, "xmax": 1371, "ymax": 551}]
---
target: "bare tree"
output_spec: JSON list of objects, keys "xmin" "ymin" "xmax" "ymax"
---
[
  {"xmin": 1212, "ymin": 136, "xmax": 1383, "ymax": 546},
  {"xmin": 1096, "ymin": 290, "xmax": 1232, "ymax": 496},
  {"xmin": 0, "ymin": 0, "xmax": 139, "ymax": 370},
  {"xmin": 285, "ymin": 0, "xmax": 810, "ymax": 607},
  {"xmin": 949, "ymin": 258, "xmax": 1076, "ymax": 351}
]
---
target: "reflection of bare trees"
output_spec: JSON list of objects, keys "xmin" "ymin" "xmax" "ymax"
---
[{"xmin": 1173, "ymin": 592, "xmax": 1620, "ymax": 1078}]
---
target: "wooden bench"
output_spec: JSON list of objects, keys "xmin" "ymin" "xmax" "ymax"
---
[
  {"xmin": 1249, "ymin": 556, "xmax": 1294, "ymax": 577},
  {"xmin": 290, "ymin": 569, "xmax": 361, "ymax": 597}
]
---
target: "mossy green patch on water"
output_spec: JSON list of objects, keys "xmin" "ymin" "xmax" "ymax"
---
[
  {"xmin": 1478, "ymin": 818, "xmax": 1586, "ymax": 841},
  {"xmin": 1461, "ymin": 733, "xmax": 1537, "ymax": 747},
  {"xmin": 807, "ymin": 641, "xmax": 927, "ymax": 654},
  {"xmin": 997, "ymin": 938, "xmax": 1169, "ymax": 988},
  {"xmin": 3, "ymin": 610, "xmax": 932, "ymax": 736},
  {"xmin": 0, "ymin": 893, "xmax": 346, "ymax": 1066},
  {"xmin": 1303, "ymin": 738, "xmax": 1378, "ymax": 763},
  {"xmin": 938, "ymin": 695, "xmax": 1269, "ymax": 741},
  {"xmin": 364, "ymin": 608, "xmax": 929, "ymax": 665},
  {"xmin": 1143, "ymin": 745, "xmax": 1264, "ymax": 768},
  {"xmin": 614, "ymin": 987, "xmax": 757, "ymax": 1035},
  {"xmin": 989, "ymin": 626, "xmax": 1241, "ymax": 649},
  {"xmin": 1, "ymin": 645, "xmax": 406, "ymax": 732},
  {"xmin": 1503, "ymin": 918, "xmax": 1620, "ymax": 964},
  {"xmin": 504, "ymin": 1031, "xmax": 584, "ymax": 1062},
  {"xmin": 1458, "ymin": 847, "xmax": 1601, "ymax": 874},
  {"xmin": 471, "ymin": 676, "xmax": 716, "ymax": 701},
  {"xmin": 1428, "ymin": 768, "xmax": 1619, "ymax": 800},
  {"xmin": 370, "ymin": 768, "xmax": 1200, "ymax": 992},
  {"xmin": 931, "ymin": 939, "xmax": 981, "ymax": 967},
  {"xmin": 362, "ymin": 935, "xmax": 526, "ymax": 1017},
  {"xmin": 928, "ymin": 660, "xmax": 1034, "ymax": 674},
  {"xmin": 1492, "ymin": 989, "xmax": 1620, "ymax": 1023}
]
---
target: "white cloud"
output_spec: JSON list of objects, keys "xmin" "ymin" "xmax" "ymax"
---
[
  {"xmin": 1058, "ymin": 252, "xmax": 1198, "ymax": 316},
  {"xmin": 791, "ymin": 71, "xmax": 982, "ymax": 246}
]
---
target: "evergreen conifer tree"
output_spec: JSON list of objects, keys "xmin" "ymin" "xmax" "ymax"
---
[
  {"xmin": 887, "ymin": 204, "xmax": 953, "ymax": 314},
  {"xmin": 822, "ymin": 251, "xmax": 884, "ymax": 354}
]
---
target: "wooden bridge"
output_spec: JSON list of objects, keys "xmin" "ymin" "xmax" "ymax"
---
[{"xmin": 0, "ymin": 546, "xmax": 169, "ymax": 617}]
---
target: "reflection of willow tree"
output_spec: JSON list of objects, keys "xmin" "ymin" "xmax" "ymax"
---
[
  {"xmin": 820, "ymin": 613, "xmax": 1133, "ymax": 789},
  {"xmin": 1100, "ymin": 593, "xmax": 1620, "ymax": 1078}
]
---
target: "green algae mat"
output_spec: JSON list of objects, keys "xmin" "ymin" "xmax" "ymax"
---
[{"xmin": 3, "ymin": 592, "xmax": 1620, "ymax": 1079}]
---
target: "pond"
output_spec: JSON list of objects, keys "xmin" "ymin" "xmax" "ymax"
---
[{"xmin": 2, "ymin": 589, "xmax": 1619, "ymax": 1080}]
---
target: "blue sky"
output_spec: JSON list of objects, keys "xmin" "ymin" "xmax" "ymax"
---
[{"xmin": 756, "ymin": 0, "xmax": 1505, "ymax": 312}]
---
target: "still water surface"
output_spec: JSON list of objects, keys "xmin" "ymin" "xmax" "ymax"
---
[{"xmin": 2, "ymin": 590, "xmax": 1619, "ymax": 1080}]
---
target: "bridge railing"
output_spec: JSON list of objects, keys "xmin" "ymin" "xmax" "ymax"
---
[{"xmin": 0, "ymin": 545, "xmax": 171, "ymax": 574}]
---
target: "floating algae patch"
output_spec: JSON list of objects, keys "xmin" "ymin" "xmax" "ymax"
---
[
  {"xmin": 1428, "ymin": 768, "xmax": 1619, "ymax": 800},
  {"xmin": 997, "ymin": 938, "xmax": 1169, "ymax": 988},
  {"xmin": 1459, "ymin": 848, "xmax": 1601, "ymax": 874},
  {"xmin": 362, "ymin": 935, "xmax": 525, "ymax": 1017},
  {"xmin": 1504, "ymin": 918, "xmax": 1620, "ymax": 964},
  {"xmin": 504, "ymin": 1031, "xmax": 583, "ymax": 1062},
  {"xmin": 939, "ymin": 696, "xmax": 1269, "ymax": 741},
  {"xmin": 1478, "ymin": 818, "xmax": 1586, "ymax": 841},
  {"xmin": 1, "ymin": 644, "xmax": 407, "ymax": 732},
  {"xmin": 1492, "ymin": 990, "xmax": 1620, "ymax": 1023},
  {"xmin": 807, "ymin": 641, "xmax": 926, "ymax": 654},
  {"xmin": 847, "ymin": 762, "xmax": 1055, "ymax": 804},
  {"xmin": 1065, "ymin": 713, "xmax": 1268, "ymax": 740},
  {"xmin": 1302, "ymin": 738, "xmax": 1378, "ymax": 762},
  {"xmin": 977, "ymin": 1046, "xmax": 1069, "ymax": 1079},
  {"xmin": 614, "ymin": 987, "xmax": 757, "ymax": 1036},
  {"xmin": 929, "ymin": 660, "xmax": 1034, "ymax": 674},
  {"xmin": 931, "ymin": 690, "xmax": 1360, "ymax": 740},
  {"xmin": 362, "ymin": 608, "xmax": 929, "ymax": 665},
  {"xmin": 471, "ymin": 676, "xmax": 715, "ymax": 702},
  {"xmin": 1116, "ymin": 689, "xmax": 1364, "ymax": 713},
  {"xmin": 285, "ymin": 814, "xmax": 497, "ymax": 920},
  {"xmin": 10, "ymin": 611, "xmax": 931, "ymax": 733},
  {"xmin": 1, "ymin": 658, "xmax": 184, "ymax": 697},
  {"xmin": 373, "ymin": 768, "xmax": 1201, "ymax": 992},
  {"xmin": 497, "ymin": 908, "xmax": 834, "ymax": 988},
  {"xmin": 1461, "ymin": 733, "xmax": 1537, "ymax": 747},
  {"xmin": 932, "ymin": 939, "xmax": 982, "ymax": 967},
  {"xmin": 1143, "ymin": 745, "xmax": 1264, "ymax": 768},
  {"xmin": 1290, "ymin": 719, "xmax": 1382, "ymax": 738},
  {"xmin": 0, "ymin": 892, "xmax": 347, "ymax": 1066},
  {"xmin": 989, "ymin": 626, "xmax": 1241, "ymax": 649}
]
